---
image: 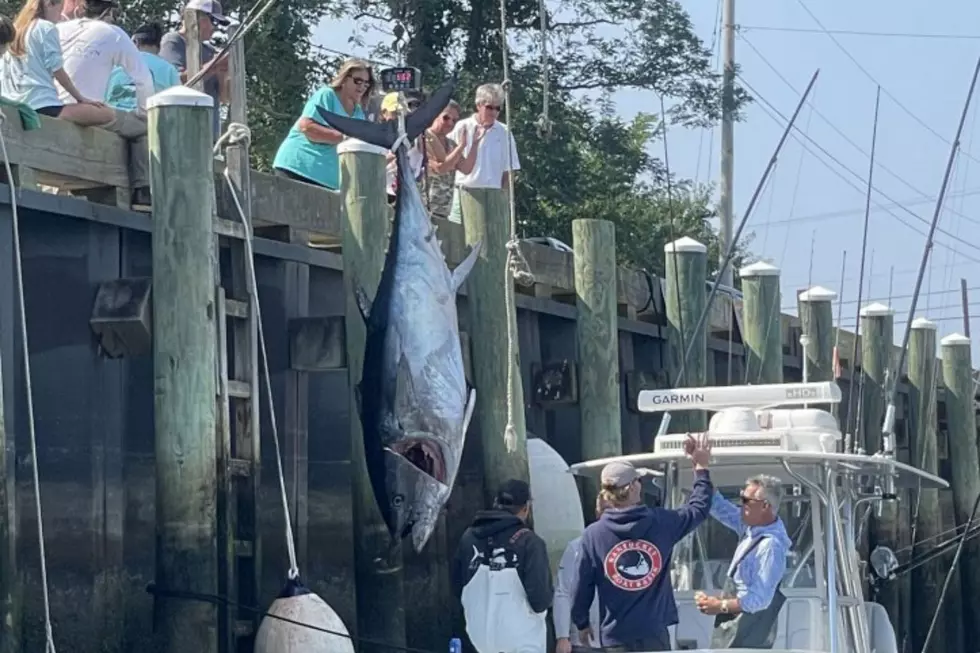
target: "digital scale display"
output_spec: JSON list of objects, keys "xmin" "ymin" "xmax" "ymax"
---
[{"xmin": 380, "ymin": 66, "xmax": 422, "ymax": 93}]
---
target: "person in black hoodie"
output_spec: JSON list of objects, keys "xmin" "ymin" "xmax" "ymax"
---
[
  {"xmin": 451, "ymin": 479, "xmax": 554, "ymax": 653},
  {"xmin": 572, "ymin": 434, "xmax": 713, "ymax": 652}
]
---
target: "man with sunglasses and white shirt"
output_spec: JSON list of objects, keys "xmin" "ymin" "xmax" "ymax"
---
[
  {"xmin": 446, "ymin": 82, "xmax": 519, "ymax": 221},
  {"xmin": 695, "ymin": 475, "xmax": 791, "ymax": 649}
]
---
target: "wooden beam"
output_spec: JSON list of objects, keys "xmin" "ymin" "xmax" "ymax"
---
[
  {"xmin": 941, "ymin": 333, "xmax": 980, "ymax": 648},
  {"xmin": 573, "ymin": 218, "xmax": 621, "ymax": 505},
  {"xmin": 908, "ymin": 318, "xmax": 945, "ymax": 653},
  {"xmin": 338, "ymin": 140, "xmax": 407, "ymax": 653},
  {"xmin": 663, "ymin": 236, "xmax": 708, "ymax": 432},
  {"xmin": 148, "ymin": 86, "xmax": 218, "ymax": 653},
  {"xmin": 740, "ymin": 261, "xmax": 783, "ymax": 384},
  {"xmin": 460, "ymin": 186, "xmax": 530, "ymax": 499}
]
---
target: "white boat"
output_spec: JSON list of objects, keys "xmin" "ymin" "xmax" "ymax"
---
[{"xmin": 567, "ymin": 380, "xmax": 948, "ymax": 653}]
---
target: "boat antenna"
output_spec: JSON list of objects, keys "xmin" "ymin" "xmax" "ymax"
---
[
  {"xmin": 843, "ymin": 86, "xmax": 880, "ymax": 453},
  {"xmin": 880, "ymin": 56, "xmax": 980, "ymax": 460},
  {"xmin": 657, "ymin": 69, "xmax": 820, "ymax": 437}
]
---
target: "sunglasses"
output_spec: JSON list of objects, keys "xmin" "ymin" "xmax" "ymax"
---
[
  {"xmin": 441, "ymin": 114, "xmax": 458, "ymax": 122},
  {"xmin": 482, "ymin": 104, "xmax": 501, "ymax": 112},
  {"xmin": 740, "ymin": 494, "xmax": 766, "ymax": 506},
  {"xmin": 350, "ymin": 76, "xmax": 371, "ymax": 87}
]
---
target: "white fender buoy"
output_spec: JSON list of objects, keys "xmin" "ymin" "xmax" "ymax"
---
[
  {"xmin": 527, "ymin": 436, "xmax": 586, "ymax": 576},
  {"xmin": 254, "ymin": 577, "xmax": 356, "ymax": 653}
]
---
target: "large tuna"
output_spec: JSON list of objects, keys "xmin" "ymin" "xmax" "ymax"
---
[{"xmin": 317, "ymin": 78, "xmax": 481, "ymax": 553}]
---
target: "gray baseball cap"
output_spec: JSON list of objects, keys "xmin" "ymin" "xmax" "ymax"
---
[{"xmin": 601, "ymin": 461, "xmax": 640, "ymax": 488}]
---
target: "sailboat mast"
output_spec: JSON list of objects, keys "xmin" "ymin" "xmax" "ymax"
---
[
  {"xmin": 881, "ymin": 56, "xmax": 980, "ymax": 457},
  {"xmin": 718, "ymin": 0, "xmax": 735, "ymax": 287}
]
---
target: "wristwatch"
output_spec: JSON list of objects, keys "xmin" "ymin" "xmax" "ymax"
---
[{"xmin": 720, "ymin": 599, "xmax": 730, "ymax": 614}]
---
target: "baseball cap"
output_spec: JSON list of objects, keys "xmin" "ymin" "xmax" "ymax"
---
[
  {"xmin": 185, "ymin": 0, "xmax": 229, "ymax": 24},
  {"xmin": 494, "ymin": 479, "xmax": 531, "ymax": 507},
  {"xmin": 381, "ymin": 92, "xmax": 400, "ymax": 113},
  {"xmin": 601, "ymin": 461, "xmax": 640, "ymax": 488}
]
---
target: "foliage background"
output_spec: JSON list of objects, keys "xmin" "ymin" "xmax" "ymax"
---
[{"xmin": 2, "ymin": 0, "xmax": 759, "ymax": 277}]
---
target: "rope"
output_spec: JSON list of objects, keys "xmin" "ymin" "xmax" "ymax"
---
[
  {"xmin": 535, "ymin": 0, "xmax": 552, "ymax": 139},
  {"xmin": 0, "ymin": 114, "xmax": 57, "ymax": 652},
  {"xmin": 214, "ymin": 122, "xmax": 299, "ymax": 579},
  {"xmin": 498, "ymin": 0, "xmax": 533, "ymax": 454}
]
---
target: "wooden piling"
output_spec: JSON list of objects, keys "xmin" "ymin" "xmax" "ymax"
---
[
  {"xmin": 572, "ymin": 218, "xmax": 621, "ymax": 504},
  {"xmin": 0, "ymin": 282, "xmax": 16, "ymax": 653},
  {"xmin": 797, "ymin": 286, "xmax": 837, "ymax": 383},
  {"xmin": 338, "ymin": 140, "xmax": 406, "ymax": 651},
  {"xmin": 663, "ymin": 237, "xmax": 707, "ymax": 433},
  {"xmin": 148, "ymin": 86, "xmax": 219, "ymax": 652},
  {"xmin": 460, "ymin": 187, "xmax": 529, "ymax": 500},
  {"xmin": 908, "ymin": 318, "xmax": 944, "ymax": 653},
  {"xmin": 940, "ymin": 333, "xmax": 980, "ymax": 646},
  {"xmin": 858, "ymin": 302, "xmax": 893, "ymax": 455},
  {"xmin": 739, "ymin": 262, "xmax": 783, "ymax": 384},
  {"xmin": 858, "ymin": 302, "xmax": 897, "ymax": 621}
]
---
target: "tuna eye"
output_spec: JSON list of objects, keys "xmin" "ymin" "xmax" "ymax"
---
[{"xmin": 392, "ymin": 494, "xmax": 405, "ymax": 507}]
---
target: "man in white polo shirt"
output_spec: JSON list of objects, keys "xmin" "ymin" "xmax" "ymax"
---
[{"xmin": 447, "ymin": 82, "xmax": 520, "ymax": 221}]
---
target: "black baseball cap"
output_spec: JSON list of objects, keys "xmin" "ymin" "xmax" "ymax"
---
[{"xmin": 495, "ymin": 479, "xmax": 531, "ymax": 507}]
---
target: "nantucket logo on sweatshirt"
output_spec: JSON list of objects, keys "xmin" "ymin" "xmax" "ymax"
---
[{"xmin": 603, "ymin": 539, "xmax": 663, "ymax": 591}]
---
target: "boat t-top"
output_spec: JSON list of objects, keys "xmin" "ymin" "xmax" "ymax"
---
[{"xmin": 569, "ymin": 381, "xmax": 947, "ymax": 653}]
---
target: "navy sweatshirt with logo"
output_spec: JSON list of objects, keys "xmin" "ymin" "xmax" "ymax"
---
[{"xmin": 571, "ymin": 469, "xmax": 713, "ymax": 646}]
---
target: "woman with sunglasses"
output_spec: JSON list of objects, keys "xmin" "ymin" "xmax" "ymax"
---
[
  {"xmin": 422, "ymin": 99, "xmax": 482, "ymax": 220},
  {"xmin": 272, "ymin": 58, "xmax": 375, "ymax": 191}
]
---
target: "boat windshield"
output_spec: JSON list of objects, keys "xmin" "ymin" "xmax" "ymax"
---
[{"xmin": 670, "ymin": 483, "xmax": 818, "ymax": 592}]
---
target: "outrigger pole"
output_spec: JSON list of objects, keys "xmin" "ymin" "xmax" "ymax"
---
[
  {"xmin": 878, "ymin": 56, "xmax": 980, "ymax": 463},
  {"xmin": 657, "ymin": 69, "xmax": 820, "ymax": 437}
]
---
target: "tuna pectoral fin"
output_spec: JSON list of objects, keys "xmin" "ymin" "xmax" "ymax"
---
[
  {"xmin": 451, "ymin": 239, "xmax": 484, "ymax": 293},
  {"xmin": 393, "ymin": 355, "xmax": 423, "ymax": 428}
]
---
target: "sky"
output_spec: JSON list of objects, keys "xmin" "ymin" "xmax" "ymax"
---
[{"xmin": 313, "ymin": 0, "xmax": 980, "ymax": 364}]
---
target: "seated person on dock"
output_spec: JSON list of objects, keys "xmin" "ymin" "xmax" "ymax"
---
[
  {"xmin": 695, "ymin": 475, "xmax": 791, "ymax": 649},
  {"xmin": 105, "ymin": 22, "xmax": 180, "ymax": 112},
  {"xmin": 272, "ymin": 58, "xmax": 374, "ymax": 190},
  {"xmin": 452, "ymin": 479, "xmax": 554, "ymax": 653},
  {"xmin": 572, "ymin": 436, "xmax": 713, "ymax": 653},
  {"xmin": 554, "ymin": 495, "xmax": 608, "ymax": 653},
  {"xmin": 159, "ymin": 0, "xmax": 230, "ymax": 142},
  {"xmin": 57, "ymin": 0, "xmax": 155, "ymax": 211},
  {"xmin": 1, "ymin": 0, "xmax": 113, "ymax": 126}
]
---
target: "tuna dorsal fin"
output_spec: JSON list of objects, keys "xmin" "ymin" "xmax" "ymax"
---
[{"xmin": 451, "ymin": 239, "xmax": 484, "ymax": 293}]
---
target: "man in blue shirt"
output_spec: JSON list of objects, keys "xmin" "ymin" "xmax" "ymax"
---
[
  {"xmin": 695, "ymin": 474, "xmax": 791, "ymax": 648},
  {"xmin": 572, "ymin": 434, "xmax": 713, "ymax": 652}
]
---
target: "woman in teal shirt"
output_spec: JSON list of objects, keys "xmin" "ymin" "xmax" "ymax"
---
[
  {"xmin": 272, "ymin": 58, "xmax": 374, "ymax": 190},
  {"xmin": 104, "ymin": 22, "xmax": 180, "ymax": 111}
]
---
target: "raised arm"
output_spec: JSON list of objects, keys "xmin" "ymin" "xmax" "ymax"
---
[
  {"xmin": 710, "ymin": 491, "xmax": 747, "ymax": 536},
  {"xmin": 661, "ymin": 434, "xmax": 714, "ymax": 541}
]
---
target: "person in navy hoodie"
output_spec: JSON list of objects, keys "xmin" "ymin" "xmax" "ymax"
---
[{"xmin": 572, "ymin": 434, "xmax": 713, "ymax": 652}]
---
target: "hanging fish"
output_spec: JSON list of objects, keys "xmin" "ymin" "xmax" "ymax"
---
[{"xmin": 316, "ymin": 77, "xmax": 481, "ymax": 553}]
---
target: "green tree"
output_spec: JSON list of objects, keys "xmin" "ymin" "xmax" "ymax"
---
[{"xmin": 354, "ymin": 0, "xmax": 754, "ymax": 273}]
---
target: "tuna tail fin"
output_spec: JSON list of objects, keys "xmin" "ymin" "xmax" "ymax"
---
[{"xmin": 313, "ymin": 75, "xmax": 458, "ymax": 149}]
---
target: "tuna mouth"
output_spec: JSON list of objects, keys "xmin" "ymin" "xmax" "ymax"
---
[{"xmin": 389, "ymin": 438, "xmax": 447, "ymax": 485}]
